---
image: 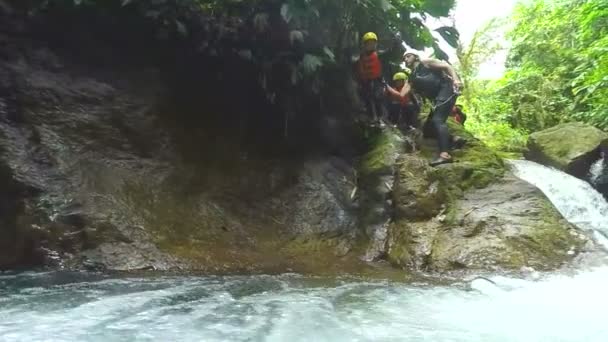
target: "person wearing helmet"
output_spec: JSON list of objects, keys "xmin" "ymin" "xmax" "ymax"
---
[
  {"xmin": 355, "ymin": 32, "xmax": 389, "ymax": 127},
  {"xmin": 401, "ymin": 50, "xmax": 464, "ymax": 166},
  {"xmin": 451, "ymin": 104, "xmax": 467, "ymax": 126},
  {"xmin": 386, "ymin": 69, "xmax": 420, "ymax": 129}
]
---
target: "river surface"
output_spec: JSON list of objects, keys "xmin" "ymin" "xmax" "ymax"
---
[{"xmin": 1, "ymin": 160, "xmax": 607, "ymax": 342}]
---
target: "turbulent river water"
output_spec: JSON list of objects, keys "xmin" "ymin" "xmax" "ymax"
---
[{"xmin": 2, "ymin": 160, "xmax": 608, "ymax": 342}]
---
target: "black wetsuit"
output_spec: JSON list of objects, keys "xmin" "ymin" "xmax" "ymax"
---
[
  {"xmin": 360, "ymin": 78, "xmax": 387, "ymax": 122},
  {"xmin": 409, "ymin": 63, "xmax": 458, "ymax": 152}
]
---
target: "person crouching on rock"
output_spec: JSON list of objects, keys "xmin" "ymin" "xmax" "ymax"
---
[
  {"xmin": 400, "ymin": 49, "xmax": 464, "ymax": 166},
  {"xmin": 386, "ymin": 69, "xmax": 420, "ymax": 130},
  {"xmin": 355, "ymin": 32, "xmax": 388, "ymax": 127}
]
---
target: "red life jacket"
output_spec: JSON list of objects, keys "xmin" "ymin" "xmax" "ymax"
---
[
  {"xmin": 357, "ymin": 51, "xmax": 382, "ymax": 81},
  {"xmin": 393, "ymin": 85, "xmax": 411, "ymax": 106}
]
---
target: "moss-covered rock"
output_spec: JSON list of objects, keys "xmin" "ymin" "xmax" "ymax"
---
[
  {"xmin": 389, "ymin": 173, "xmax": 589, "ymax": 272},
  {"xmin": 394, "ymin": 119, "xmax": 506, "ymax": 223},
  {"xmin": 432, "ymin": 175, "xmax": 587, "ymax": 271},
  {"xmin": 100, "ymin": 157, "xmax": 366, "ymax": 273},
  {"xmin": 393, "ymin": 154, "xmax": 445, "ymax": 221},
  {"xmin": 525, "ymin": 122, "xmax": 608, "ymax": 178},
  {"xmin": 359, "ymin": 127, "xmax": 405, "ymax": 177},
  {"xmin": 429, "ymin": 119, "xmax": 505, "ymax": 190},
  {"xmin": 356, "ymin": 128, "xmax": 406, "ymax": 261},
  {"xmin": 389, "ymin": 119, "xmax": 588, "ymax": 273},
  {"xmin": 387, "ymin": 220, "xmax": 438, "ymax": 270}
]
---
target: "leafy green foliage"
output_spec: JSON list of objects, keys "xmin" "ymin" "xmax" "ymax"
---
[
  {"xmin": 34, "ymin": 0, "xmax": 457, "ymax": 60},
  {"xmin": 12, "ymin": 0, "xmax": 458, "ymax": 147},
  {"xmin": 487, "ymin": 0, "xmax": 608, "ymax": 132},
  {"xmin": 27, "ymin": 0, "xmax": 457, "ymax": 125},
  {"xmin": 455, "ymin": 17, "xmax": 503, "ymax": 110},
  {"xmin": 456, "ymin": 0, "xmax": 607, "ymax": 153},
  {"xmin": 466, "ymin": 119, "xmax": 528, "ymax": 153},
  {"xmin": 452, "ymin": 16, "xmax": 526, "ymax": 152}
]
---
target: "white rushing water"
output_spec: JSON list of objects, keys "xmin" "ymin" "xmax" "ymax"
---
[
  {"xmin": 2, "ymin": 160, "xmax": 608, "ymax": 342},
  {"xmin": 509, "ymin": 160, "xmax": 608, "ymax": 247},
  {"xmin": 589, "ymin": 157, "xmax": 604, "ymax": 185}
]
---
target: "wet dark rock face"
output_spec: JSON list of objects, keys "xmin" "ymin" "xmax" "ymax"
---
[
  {"xmin": 0, "ymin": 12, "xmax": 369, "ymax": 272},
  {"xmin": 0, "ymin": 160, "xmax": 40, "ymax": 268},
  {"xmin": 0, "ymin": 27, "xmax": 179, "ymax": 270}
]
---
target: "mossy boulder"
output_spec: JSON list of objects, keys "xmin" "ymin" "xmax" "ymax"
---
[
  {"xmin": 429, "ymin": 174, "xmax": 587, "ymax": 271},
  {"xmin": 395, "ymin": 119, "xmax": 506, "ymax": 224},
  {"xmin": 525, "ymin": 122, "xmax": 608, "ymax": 178},
  {"xmin": 433, "ymin": 119, "xmax": 505, "ymax": 187},
  {"xmin": 389, "ymin": 120, "xmax": 587, "ymax": 273},
  {"xmin": 357, "ymin": 128, "xmax": 405, "ymax": 260},
  {"xmin": 359, "ymin": 127, "xmax": 405, "ymax": 177},
  {"xmin": 393, "ymin": 154, "xmax": 445, "ymax": 221},
  {"xmin": 388, "ymin": 173, "xmax": 589, "ymax": 272}
]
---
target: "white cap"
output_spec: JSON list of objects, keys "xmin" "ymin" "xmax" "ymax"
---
[{"xmin": 403, "ymin": 46, "xmax": 427, "ymax": 59}]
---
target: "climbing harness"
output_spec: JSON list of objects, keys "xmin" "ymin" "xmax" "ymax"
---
[{"xmin": 431, "ymin": 91, "xmax": 459, "ymax": 111}]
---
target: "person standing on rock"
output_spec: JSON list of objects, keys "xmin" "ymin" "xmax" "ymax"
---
[
  {"xmin": 355, "ymin": 32, "xmax": 388, "ymax": 127},
  {"xmin": 400, "ymin": 49, "xmax": 464, "ymax": 166},
  {"xmin": 354, "ymin": 32, "xmax": 402, "ymax": 127}
]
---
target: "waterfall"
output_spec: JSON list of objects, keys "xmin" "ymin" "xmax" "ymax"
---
[
  {"xmin": 510, "ymin": 159, "xmax": 608, "ymax": 250},
  {"xmin": 509, "ymin": 160, "xmax": 608, "ymax": 237},
  {"xmin": 589, "ymin": 158, "xmax": 604, "ymax": 185}
]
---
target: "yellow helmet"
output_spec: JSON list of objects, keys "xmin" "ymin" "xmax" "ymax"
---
[
  {"xmin": 393, "ymin": 72, "xmax": 408, "ymax": 81},
  {"xmin": 362, "ymin": 32, "xmax": 378, "ymax": 42}
]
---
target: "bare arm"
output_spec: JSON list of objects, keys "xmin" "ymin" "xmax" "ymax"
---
[
  {"xmin": 421, "ymin": 59, "xmax": 461, "ymax": 86},
  {"xmin": 399, "ymin": 82, "xmax": 411, "ymax": 97},
  {"xmin": 385, "ymin": 85, "xmax": 401, "ymax": 98},
  {"xmin": 386, "ymin": 84, "xmax": 412, "ymax": 102}
]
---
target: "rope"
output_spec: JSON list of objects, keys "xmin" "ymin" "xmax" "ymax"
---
[{"xmin": 431, "ymin": 90, "xmax": 459, "ymax": 111}]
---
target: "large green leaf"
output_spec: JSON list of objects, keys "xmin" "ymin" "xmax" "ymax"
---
[
  {"xmin": 432, "ymin": 42, "xmax": 449, "ymax": 61},
  {"xmin": 435, "ymin": 26, "xmax": 459, "ymax": 48},
  {"xmin": 420, "ymin": 0, "xmax": 455, "ymax": 17}
]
